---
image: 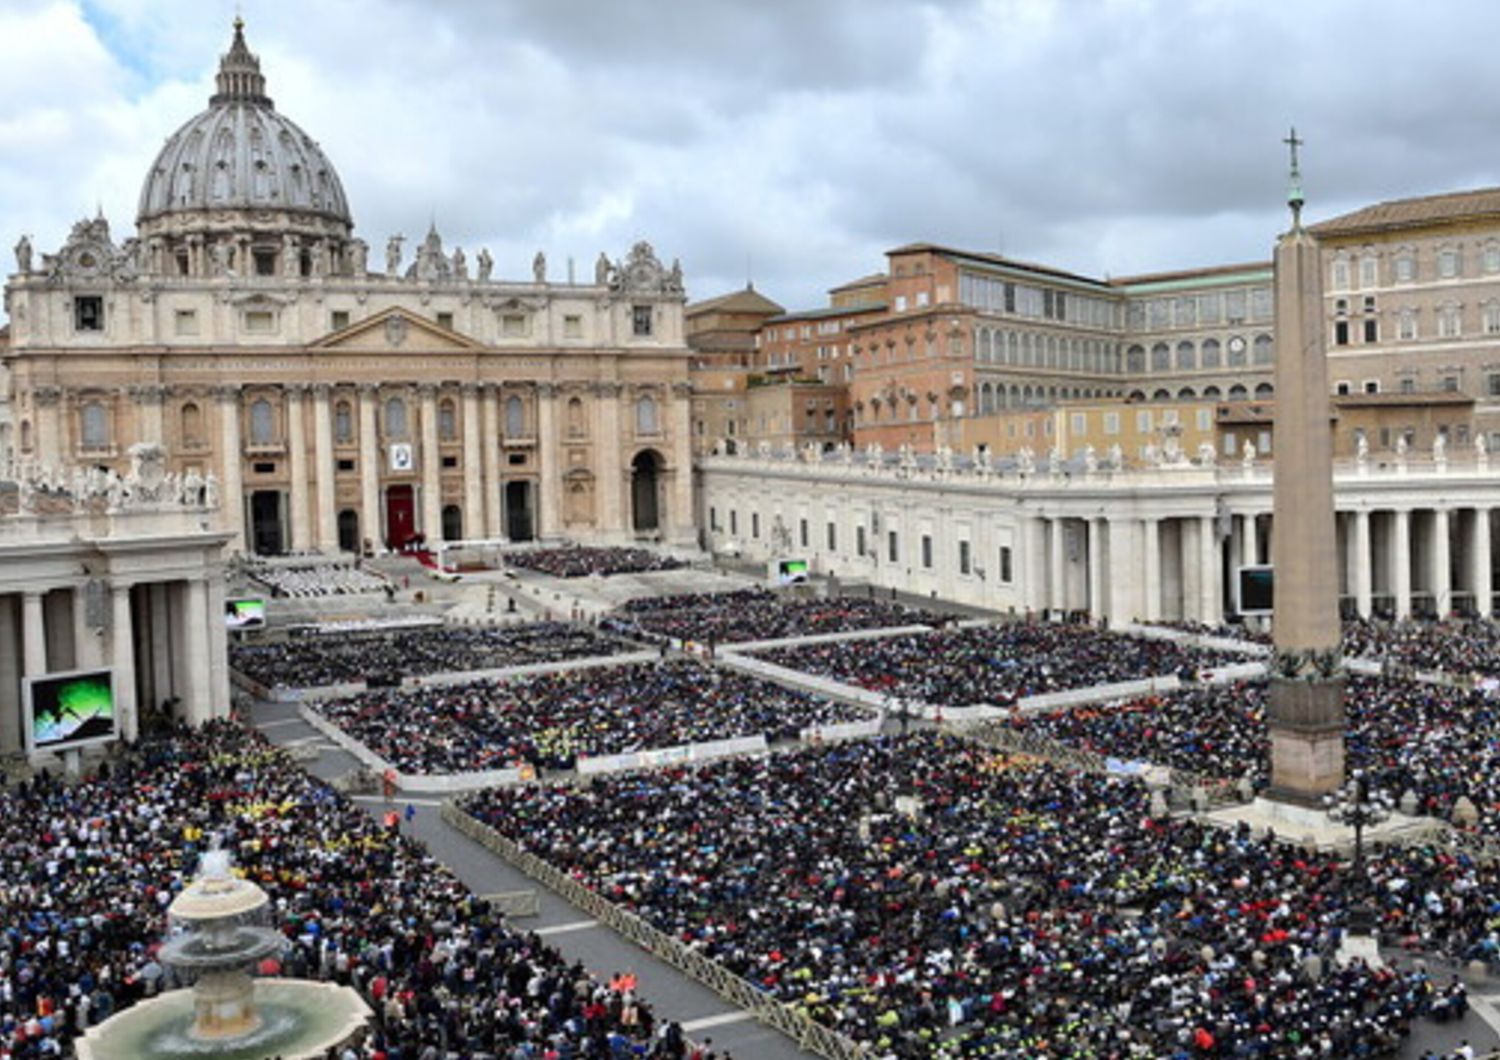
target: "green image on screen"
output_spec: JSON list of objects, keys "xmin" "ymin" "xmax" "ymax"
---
[{"xmin": 32, "ymin": 674, "xmax": 115, "ymax": 748}]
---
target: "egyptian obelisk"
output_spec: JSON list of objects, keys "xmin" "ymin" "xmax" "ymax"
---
[{"xmin": 1266, "ymin": 129, "xmax": 1346, "ymax": 803}]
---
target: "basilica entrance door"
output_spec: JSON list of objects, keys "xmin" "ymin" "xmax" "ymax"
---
[
  {"xmin": 249, "ymin": 490, "xmax": 284, "ymax": 555},
  {"xmin": 505, "ymin": 481, "xmax": 534, "ymax": 541},
  {"xmin": 385, "ymin": 485, "xmax": 415, "ymax": 549},
  {"xmin": 631, "ymin": 450, "xmax": 661, "ymax": 533}
]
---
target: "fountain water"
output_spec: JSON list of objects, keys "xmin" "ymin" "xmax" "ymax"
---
[{"xmin": 76, "ymin": 841, "xmax": 370, "ymax": 1060}]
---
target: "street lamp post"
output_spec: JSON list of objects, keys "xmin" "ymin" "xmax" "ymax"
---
[{"xmin": 1324, "ymin": 770, "xmax": 1393, "ymax": 936}]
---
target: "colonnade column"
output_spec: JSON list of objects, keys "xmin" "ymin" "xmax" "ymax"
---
[
  {"xmin": 1142, "ymin": 518, "xmax": 1162, "ymax": 622},
  {"xmin": 312, "ymin": 384, "xmax": 338, "ymax": 552},
  {"xmin": 536, "ymin": 383, "xmax": 561, "ymax": 538},
  {"xmin": 1199, "ymin": 515, "xmax": 1220, "ymax": 624},
  {"xmin": 481, "ymin": 385, "xmax": 502, "ymax": 539},
  {"xmin": 21, "ymin": 590, "xmax": 46, "ymax": 680},
  {"xmin": 286, "ymin": 385, "xmax": 310, "ymax": 552},
  {"xmin": 1087, "ymin": 517, "xmax": 1105, "ymax": 621},
  {"xmin": 1432, "ymin": 507, "xmax": 1452, "ymax": 617},
  {"xmin": 1047, "ymin": 517, "xmax": 1066, "ymax": 616},
  {"xmin": 1473, "ymin": 508, "xmax": 1493, "ymax": 617},
  {"xmin": 111, "ymin": 586, "xmax": 137, "ymax": 742},
  {"xmin": 1107, "ymin": 517, "xmax": 1136, "ymax": 623},
  {"xmin": 1354, "ymin": 509, "xmax": 1373, "ymax": 619},
  {"xmin": 215, "ymin": 386, "xmax": 245, "ymax": 553},
  {"xmin": 184, "ymin": 578, "xmax": 211, "ymax": 725},
  {"xmin": 358, "ymin": 385, "xmax": 381, "ymax": 550},
  {"xmin": 1392, "ymin": 508, "xmax": 1412, "ymax": 619},
  {"xmin": 595, "ymin": 383, "xmax": 624, "ymax": 536},
  {"xmin": 1241, "ymin": 513, "xmax": 1259, "ymax": 568},
  {"xmin": 461, "ymin": 384, "xmax": 482, "ymax": 541},
  {"xmin": 418, "ymin": 384, "xmax": 442, "ymax": 544},
  {"xmin": 0, "ymin": 597, "xmax": 19, "ymax": 754}
]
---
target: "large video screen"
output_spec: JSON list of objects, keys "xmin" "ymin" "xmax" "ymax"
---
[
  {"xmin": 1238, "ymin": 565, "xmax": 1274, "ymax": 616},
  {"xmin": 24, "ymin": 668, "xmax": 118, "ymax": 754},
  {"xmin": 777, "ymin": 558, "xmax": 810, "ymax": 585},
  {"xmin": 225, "ymin": 597, "xmax": 267, "ymax": 631}
]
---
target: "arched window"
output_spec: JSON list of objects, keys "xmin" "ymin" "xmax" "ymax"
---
[
  {"xmin": 1394, "ymin": 248, "xmax": 1416, "ymax": 283},
  {"xmin": 636, "ymin": 394, "xmax": 659, "ymax": 434},
  {"xmin": 1202, "ymin": 385, "xmax": 1222, "ymax": 399},
  {"xmin": 1152, "ymin": 388, "xmax": 1171, "ymax": 401},
  {"xmin": 1252, "ymin": 334, "xmax": 1273, "ymax": 365},
  {"xmin": 1177, "ymin": 387, "xmax": 1196, "ymax": 401},
  {"xmin": 504, "ymin": 395, "xmax": 525, "ymax": 436},
  {"xmin": 1438, "ymin": 245, "xmax": 1461, "ymax": 279},
  {"xmin": 566, "ymin": 397, "xmax": 585, "ymax": 437},
  {"xmin": 80, "ymin": 402, "xmax": 108, "ymax": 449},
  {"xmin": 1331, "ymin": 252, "xmax": 1351, "ymax": 291},
  {"xmin": 1254, "ymin": 382, "xmax": 1274, "ymax": 398},
  {"xmin": 1150, "ymin": 342, "xmax": 1170, "ymax": 372},
  {"xmin": 334, "ymin": 400, "xmax": 353, "ymax": 443},
  {"xmin": 1228, "ymin": 384, "xmax": 1248, "ymax": 400},
  {"xmin": 1200, "ymin": 338, "xmax": 1221, "ymax": 368},
  {"xmin": 384, "ymin": 397, "xmax": 408, "ymax": 439},
  {"xmin": 1227, "ymin": 336, "xmax": 1248, "ymax": 367},
  {"xmin": 249, "ymin": 398, "xmax": 275, "ymax": 445},
  {"xmin": 1175, "ymin": 341, "xmax": 1196, "ymax": 370},
  {"xmin": 1358, "ymin": 253, "xmax": 1378, "ymax": 288},
  {"xmin": 437, "ymin": 398, "xmax": 457, "ymax": 441},
  {"xmin": 180, "ymin": 402, "xmax": 202, "ymax": 446},
  {"xmin": 1126, "ymin": 345, "xmax": 1146, "ymax": 373}
]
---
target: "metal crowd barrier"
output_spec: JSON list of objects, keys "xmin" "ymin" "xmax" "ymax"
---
[{"xmin": 442, "ymin": 800, "xmax": 870, "ymax": 1060}]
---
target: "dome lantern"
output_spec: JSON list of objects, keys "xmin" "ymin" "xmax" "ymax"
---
[{"xmin": 211, "ymin": 17, "xmax": 271, "ymax": 108}]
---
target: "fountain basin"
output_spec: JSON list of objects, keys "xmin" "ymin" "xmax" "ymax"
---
[{"xmin": 74, "ymin": 980, "xmax": 371, "ymax": 1060}]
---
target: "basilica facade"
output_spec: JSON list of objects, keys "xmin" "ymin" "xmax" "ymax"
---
[{"xmin": 2, "ymin": 21, "xmax": 695, "ymax": 556}]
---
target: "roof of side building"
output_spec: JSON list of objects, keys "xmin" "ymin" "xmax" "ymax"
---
[{"xmin": 1309, "ymin": 186, "xmax": 1500, "ymax": 237}]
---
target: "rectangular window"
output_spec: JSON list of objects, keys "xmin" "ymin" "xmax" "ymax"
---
[
  {"xmin": 1443, "ymin": 375, "xmax": 1459, "ymax": 392},
  {"xmin": 1334, "ymin": 320, "xmax": 1350, "ymax": 346},
  {"xmin": 1070, "ymin": 412, "xmax": 1086, "ymax": 435},
  {"xmin": 1488, "ymin": 374, "xmax": 1500, "ymax": 398},
  {"xmin": 330, "ymin": 310, "xmax": 350, "ymax": 331},
  {"xmin": 632, "ymin": 305, "xmax": 653, "ymax": 336},
  {"xmin": 1223, "ymin": 431, "xmax": 1237, "ymax": 456},
  {"xmin": 730, "ymin": 510, "xmax": 738, "ymax": 534},
  {"xmin": 174, "ymin": 309, "xmax": 198, "ymax": 336},
  {"xmin": 436, "ymin": 312, "xmax": 454, "ymax": 330},
  {"xmin": 1103, "ymin": 412, "xmax": 1120, "ymax": 435},
  {"xmin": 507, "ymin": 452, "xmax": 527, "ymax": 465},
  {"xmin": 74, "ymin": 296, "xmax": 104, "ymax": 332},
  {"xmin": 888, "ymin": 530, "xmax": 899, "ymax": 563},
  {"xmin": 1400, "ymin": 377, "xmax": 1416, "ymax": 394},
  {"xmin": 1196, "ymin": 408, "xmax": 1212, "ymax": 431},
  {"xmin": 709, "ymin": 507, "xmax": 719, "ymax": 531},
  {"xmin": 441, "ymin": 455, "xmax": 458, "ymax": 468},
  {"xmin": 502, "ymin": 314, "xmax": 528, "ymax": 337},
  {"xmin": 564, "ymin": 314, "xmax": 583, "ymax": 338},
  {"xmin": 1363, "ymin": 318, "xmax": 1378, "ymax": 343},
  {"xmin": 999, "ymin": 546, "xmax": 1013, "ymax": 583},
  {"xmin": 1363, "ymin": 379, "xmax": 1380, "ymax": 394},
  {"xmin": 856, "ymin": 525, "xmax": 867, "ymax": 556},
  {"xmin": 894, "ymin": 295, "xmax": 908, "ymax": 312},
  {"xmin": 336, "ymin": 458, "xmax": 355, "ymax": 472},
  {"xmin": 958, "ymin": 540, "xmax": 972, "ymax": 575},
  {"xmin": 1258, "ymin": 430, "xmax": 1272, "ymax": 455},
  {"xmin": 921, "ymin": 534, "xmax": 933, "ymax": 569},
  {"xmin": 254, "ymin": 249, "xmax": 277, "ymax": 276},
  {"xmin": 799, "ymin": 518, "xmax": 809, "ymax": 548},
  {"xmin": 243, "ymin": 310, "xmax": 275, "ymax": 333},
  {"xmin": 1136, "ymin": 410, "xmax": 1152, "ymax": 432},
  {"xmin": 1335, "ymin": 380, "xmax": 1351, "ymax": 395},
  {"xmin": 751, "ymin": 512, "xmax": 760, "ymax": 539},
  {"xmin": 826, "ymin": 522, "xmax": 837, "ymax": 551}
]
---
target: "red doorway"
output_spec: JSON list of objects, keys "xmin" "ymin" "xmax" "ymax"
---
[{"xmin": 385, "ymin": 485, "xmax": 416, "ymax": 549}]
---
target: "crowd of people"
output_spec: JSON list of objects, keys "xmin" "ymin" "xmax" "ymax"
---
[
  {"xmin": 0, "ymin": 720, "xmax": 699, "ymax": 1059},
  {"xmin": 1343, "ymin": 618, "xmax": 1500, "ymax": 679},
  {"xmin": 607, "ymin": 588, "xmax": 945, "ymax": 645},
  {"xmin": 312, "ymin": 659, "xmax": 871, "ymax": 773},
  {"xmin": 230, "ymin": 622, "xmax": 630, "ymax": 689},
  {"xmin": 758, "ymin": 624, "xmax": 1245, "ymax": 708},
  {"xmin": 506, "ymin": 547, "xmax": 688, "ymax": 579},
  {"xmin": 247, "ymin": 561, "xmax": 390, "ymax": 598},
  {"xmin": 1010, "ymin": 673, "xmax": 1500, "ymax": 836},
  {"xmin": 462, "ymin": 732, "xmax": 1491, "ymax": 1058}
]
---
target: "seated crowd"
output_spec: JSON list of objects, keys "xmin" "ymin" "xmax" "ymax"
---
[
  {"xmin": 1010, "ymin": 674, "xmax": 1500, "ymax": 836},
  {"xmin": 506, "ymin": 547, "xmax": 687, "ymax": 579},
  {"xmin": 312, "ymin": 659, "xmax": 871, "ymax": 773},
  {"xmin": 0, "ymin": 721, "xmax": 684, "ymax": 1059},
  {"xmin": 757, "ymin": 624, "xmax": 1245, "ymax": 708},
  {"xmin": 1343, "ymin": 618, "xmax": 1500, "ymax": 679},
  {"xmin": 462, "ymin": 732, "xmax": 1482, "ymax": 1058},
  {"xmin": 607, "ymin": 588, "xmax": 945, "ymax": 645},
  {"xmin": 231, "ymin": 622, "xmax": 628, "ymax": 689},
  {"xmin": 247, "ymin": 562, "xmax": 390, "ymax": 598}
]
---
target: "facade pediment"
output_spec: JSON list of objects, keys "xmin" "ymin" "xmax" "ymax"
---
[{"xmin": 310, "ymin": 308, "xmax": 484, "ymax": 352}]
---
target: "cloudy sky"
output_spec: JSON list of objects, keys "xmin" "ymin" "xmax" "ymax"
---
[{"xmin": 4, "ymin": 0, "xmax": 1500, "ymax": 315}]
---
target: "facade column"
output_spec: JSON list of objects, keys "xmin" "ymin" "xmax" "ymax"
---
[
  {"xmin": 285, "ymin": 384, "xmax": 310, "ymax": 552},
  {"xmin": 1393, "ymin": 508, "xmax": 1412, "ymax": 619},
  {"xmin": 33, "ymin": 387, "xmax": 63, "ymax": 467},
  {"xmin": 1106, "ymin": 517, "xmax": 1136, "ymax": 623},
  {"xmin": 595, "ymin": 383, "xmax": 624, "ymax": 538},
  {"xmin": 1021, "ymin": 515, "xmax": 1046, "ymax": 614},
  {"xmin": 670, "ymin": 381, "xmax": 695, "ymax": 543},
  {"xmin": 481, "ymin": 384, "xmax": 502, "ymax": 539},
  {"xmin": 1354, "ymin": 509, "xmax": 1373, "ymax": 619},
  {"xmin": 1142, "ymin": 518, "xmax": 1161, "ymax": 622},
  {"xmin": 1048, "ymin": 516, "xmax": 1066, "ymax": 616},
  {"xmin": 312, "ymin": 384, "xmax": 338, "ymax": 552},
  {"xmin": 21, "ymin": 590, "xmax": 47, "ymax": 680},
  {"xmin": 1473, "ymin": 507, "xmax": 1493, "ymax": 617},
  {"xmin": 1087, "ymin": 517, "xmax": 1105, "ymax": 621},
  {"xmin": 0, "ymin": 597, "xmax": 19, "ymax": 754},
  {"xmin": 1180, "ymin": 519, "xmax": 1202, "ymax": 623},
  {"xmin": 537, "ymin": 383, "xmax": 561, "ymax": 538},
  {"xmin": 1241, "ymin": 512, "xmax": 1260, "ymax": 568},
  {"xmin": 419, "ymin": 384, "xmax": 442, "ymax": 543},
  {"xmin": 72, "ymin": 583, "xmax": 103, "ymax": 669},
  {"xmin": 461, "ymin": 384, "xmax": 483, "ymax": 541},
  {"xmin": 215, "ymin": 386, "xmax": 245, "ymax": 553},
  {"xmin": 184, "ymin": 578, "xmax": 211, "ymax": 725},
  {"xmin": 206, "ymin": 574, "xmax": 230, "ymax": 719},
  {"xmin": 1432, "ymin": 507, "xmax": 1452, "ymax": 617},
  {"xmin": 132, "ymin": 384, "xmax": 165, "ymax": 446},
  {"xmin": 358, "ymin": 385, "xmax": 381, "ymax": 550},
  {"xmin": 111, "ymin": 586, "xmax": 138, "ymax": 742}
]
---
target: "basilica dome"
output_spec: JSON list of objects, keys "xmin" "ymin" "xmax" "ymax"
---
[{"xmin": 136, "ymin": 20, "xmax": 351, "ymax": 235}]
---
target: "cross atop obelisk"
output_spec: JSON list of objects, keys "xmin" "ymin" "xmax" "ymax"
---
[{"xmin": 1284, "ymin": 127, "xmax": 1305, "ymax": 228}]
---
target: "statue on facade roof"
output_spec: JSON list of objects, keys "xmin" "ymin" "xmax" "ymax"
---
[
  {"xmin": 349, "ymin": 238, "xmax": 368, "ymax": 278},
  {"xmin": 1083, "ymin": 444, "xmax": 1098, "ymax": 473},
  {"xmin": 14, "ymin": 235, "xmax": 32, "ymax": 274},
  {"xmin": 595, "ymin": 251, "xmax": 612, "ymax": 286},
  {"xmin": 533, "ymin": 251, "xmax": 547, "ymax": 283},
  {"xmin": 477, "ymin": 248, "xmax": 493, "ymax": 282},
  {"xmin": 452, "ymin": 245, "xmax": 468, "ymax": 280},
  {"xmin": 1197, "ymin": 441, "xmax": 1217, "ymax": 467},
  {"xmin": 1017, "ymin": 446, "xmax": 1035, "ymax": 474},
  {"xmin": 385, "ymin": 234, "xmax": 404, "ymax": 277}
]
